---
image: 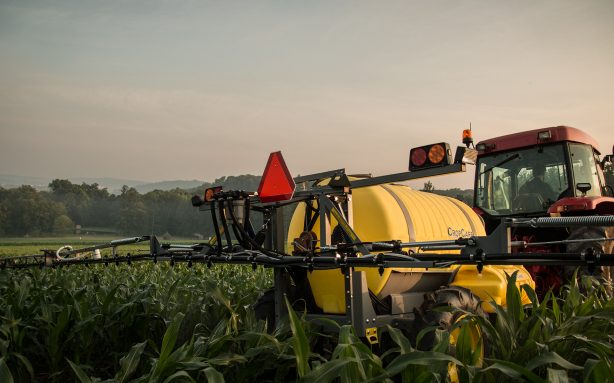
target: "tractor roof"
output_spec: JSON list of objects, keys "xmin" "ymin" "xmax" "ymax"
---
[{"xmin": 476, "ymin": 126, "xmax": 600, "ymax": 155}]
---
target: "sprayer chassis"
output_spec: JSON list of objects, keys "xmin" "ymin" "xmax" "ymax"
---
[{"xmin": 3, "ymin": 162, "xmax": 613, "ymax": 343}]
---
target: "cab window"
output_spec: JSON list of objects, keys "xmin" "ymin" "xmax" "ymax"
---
[
  {"xmin": 476, "ymin": 144, "xmax": 568, "ymax": 216},
  {"xmin": 569, "ymin": 143, "xmax": 601, "ymax": 197}
]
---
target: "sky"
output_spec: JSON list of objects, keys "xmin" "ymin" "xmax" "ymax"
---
[{"xmin": 0, "ymin": 0, "xmax": 613, "ymax": 190}]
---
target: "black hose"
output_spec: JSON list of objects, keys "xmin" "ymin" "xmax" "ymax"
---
[
  {"xmin": 217, "ymin": 200, "xmax": 234, "ymax": 251},
  {"xmin": 227, "ymin": 203, "xmax": 246, "ymax": 246},
  {"xmin": 210, "ymin": 200, "xmax": 223, "ymax": 255},
  {"xmin": 244, "ymin": 196, "xmax": 256, "ymax": 238},
  {"xmin": 226, "ymin": 199, "xmax": 248, "ymax": 248},
  {"xmin": 226, "ymin": 199, "xmax": 288, "ymax": 258}
]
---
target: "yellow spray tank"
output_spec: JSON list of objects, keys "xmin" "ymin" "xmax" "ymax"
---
[{"xmin": 287, "ymin": 182, "xmax": 534, "ymax": 314}]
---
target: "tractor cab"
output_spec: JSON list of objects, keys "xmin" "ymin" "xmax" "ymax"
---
[{"xmin": 473, "ymin": 126, "xmax": 612, "ymax": 231}]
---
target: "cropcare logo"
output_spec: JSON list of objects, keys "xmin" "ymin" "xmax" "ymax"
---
[{"xmin": 448, "ymin": 227, "xmax": 473, "ymax": 238}]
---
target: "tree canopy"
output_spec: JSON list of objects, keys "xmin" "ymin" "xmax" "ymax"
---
[{"xmin": 0, "ymin": 177, "xmax": 262, "ymax": 237}]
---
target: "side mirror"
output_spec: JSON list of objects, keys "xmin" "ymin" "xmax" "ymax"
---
[
  {"xmin": 576, "ymin": 182, "xmax": 591, "ymax": 196},
  {"xmin": 602, "ymin": 154, "xmax": 613, "ymax": 168}
]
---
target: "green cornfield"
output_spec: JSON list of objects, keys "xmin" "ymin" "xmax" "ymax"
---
[{"xmin": 1, "ymin": 239, "xmax": 613, "ymax": 382}]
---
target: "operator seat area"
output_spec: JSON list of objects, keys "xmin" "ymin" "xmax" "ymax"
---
[{"xmin": 513, "ymin": 193, "xmax": 545, "ymax": 213}]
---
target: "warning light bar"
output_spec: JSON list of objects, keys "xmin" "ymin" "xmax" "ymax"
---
[
  {"xmin": 409, "ymin": 143, "xmax": 453, "ymax": 171},
  {"xmin": 257, "ymin": 151, "xmax": 295, "ymax": 203}
]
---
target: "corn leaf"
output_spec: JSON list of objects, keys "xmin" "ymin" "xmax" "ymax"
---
[
  {"xmin": 481, "ymin": 360, "xmax": 544, "ymax": 383},
  {"xmin": 386, "ymin": 325, "xmax": 413, "ymax": 354},
  {"xmin": 66, "ymin": 359, "xmax": 92, "ymax": 383},
  {"xmin": 12, "ymin": 353, "xmax": 34, "ymax": 380},
  {"xmin": 583, "ymin": 359, "xmax": 614, "ymax": 382},
  {"xmin": 505, "ymin": 271, "xmax": 524, "ymax": 325},
  {"xmin": 454, "ymin": 322, "xmax": 475, "ymax": 365},
  {"xmin": 162, "ymin": 370, "xmax": 195, "ymax": 383},
  {"xmin": 160, "ymin": 313, "xmax": 185, "ymax": 362},
  {"xmin": 547, "ymin": 368, "xmax": 569, "ymax": 383},
  {"xmin": 380, "ymin": 351, "xmax": 461, "ymax": 378},
  {"xmin": 285, "ymin": 296, "xmax": 311, "ymax": 377},
  {"xmin": 151, "ymin": 312, "xmax": 186, "ymax": 380},
  {"xmin": 552, "ymin": 295, "xmax": 561, "ymax": 326},
  {"xmin": 521, "ymin": 283, "xmax": 540, "ymax": 309},
  {"xmin": 301, "ymin": 359, "xmax": 353, "ymax": 383},
  {"xmin": 0, "ymin": 358, "xmax": 14, "ymax": 383},
  {"xmin": 525, "ymin": 351, "xmax": 582, "ymax": 371},
  {"xmin": 415, "ymin": 325, "xmax": 437, "ymax": 350},
  {"xmin": 207, "ymin": 353, "xmax": 248, "ymax": 366},
  {"xmin": 204, "ymin": 367, "xmax": 225, "ymax": 383},
  {"xmin": 115, "ymin": 341, "xmax": 147, "ymax": 383}
]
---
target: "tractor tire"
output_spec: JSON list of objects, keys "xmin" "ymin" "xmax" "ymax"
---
[
  {"xmin": 414, "ymin": 286, "xmax": 486, "ymax": 361},
  {"xmin": 565, "ymin": 226, "xmax": 613, "ymax": 294},
  {"xmin": 254, "ymin": 288, "xmax": 276, "ymax": 332}
]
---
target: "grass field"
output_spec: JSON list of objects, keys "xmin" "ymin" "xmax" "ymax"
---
[{"xmin": 0, "ymin": 236, "xmax": 196, "ymax": 258}]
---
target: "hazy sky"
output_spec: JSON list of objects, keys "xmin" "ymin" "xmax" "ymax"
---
[{"xmin": 1, "ymin": 0, "xmax": 612, "ymax": 189}]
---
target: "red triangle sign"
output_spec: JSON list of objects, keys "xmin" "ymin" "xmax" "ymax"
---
[{"xmin": 257, "ymin": 151, "xmax": 295, "ymax": 203}]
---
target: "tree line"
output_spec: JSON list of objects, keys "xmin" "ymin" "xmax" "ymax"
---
[
  {"xmin": 420, "ymin": 181, "xmax": 473, "ymax": 204},
  {"xmin": 0, "ymin": 175, "xmax": 261, "ymax": 238},
  {"xmin": 0, "ymin": 176, "xmax": 471, "ymax": 238},
  {"xmin": 1, "ymin": 164, "xmax": 611, "ymax": 238}
]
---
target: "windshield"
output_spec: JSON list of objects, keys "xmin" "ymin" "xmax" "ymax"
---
[{"xmin": 475, "ymin": 144, "xmax": 568, "ymax": 216}]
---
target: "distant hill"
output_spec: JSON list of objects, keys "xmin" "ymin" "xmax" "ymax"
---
[
  {"xmin": 133, "ymin": 180, "xmax": 205, "ymax": 194},
  {"xmin": 0, "ymin": 175, "xmax": 50, "ymax": 190},
  {"xmin": 0, "ymin": 174, "xmax": 146, "ymax": 193},
  {"xmin": 66, "ymin": 177, "xmax": 145, "ymax": 192}
]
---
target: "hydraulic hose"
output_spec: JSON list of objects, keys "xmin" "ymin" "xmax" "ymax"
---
[
  {"xmin": 226, "ymin": 199, "xmax": 288, "ymax": 258},
  {"xmin": 210, "ymin": 200, "xmax": 223, "ymax": 255},
  {"xmin": 226, "ymin": 199, "xmax": 250, "ymax": 249},
  {"xmin": 217, "ymin": 200, "xmax": 234, "ymax": 251},
  {"xmin": 228, "ymin": 207, "xmax": 246, "ymax": 246}
]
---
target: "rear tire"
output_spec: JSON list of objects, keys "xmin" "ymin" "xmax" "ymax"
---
[
  {"xmin": 565, "ymin": 226, "xmax": 612, "ymax": 294},
  {"xmin": 254, "ymin": 288, "xmax": 276, "ymax": 332},
  {"xmin": 414, "ymin": 286, "xmax": 486, "ymax": 361}
]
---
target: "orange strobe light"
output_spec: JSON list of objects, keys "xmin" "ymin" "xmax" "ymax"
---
[{"xmin": 462, "ymin": 129, "xmax": 473, "ymax": 147}]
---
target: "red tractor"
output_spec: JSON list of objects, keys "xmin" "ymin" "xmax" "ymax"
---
[{"xmin": 472, "ymin": 126, "xmax": 614, "ymax": 294}]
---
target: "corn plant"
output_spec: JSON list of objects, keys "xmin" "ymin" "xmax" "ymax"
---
[
  {"xmin": 2, "ymin": 251, "xmax": 614, "ymax": 383},
  {"xmin": 467, "ymin": 271, "xmax": 614, "ymax": 382}
]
